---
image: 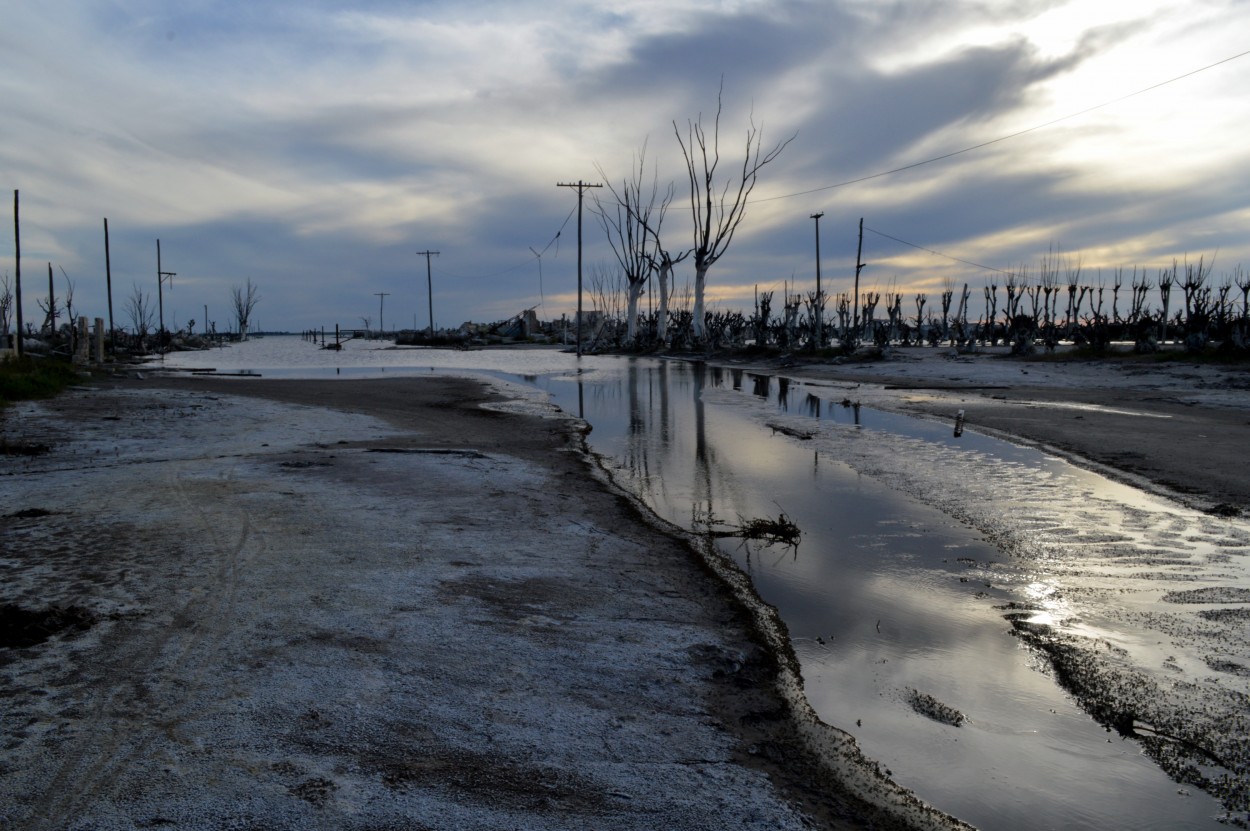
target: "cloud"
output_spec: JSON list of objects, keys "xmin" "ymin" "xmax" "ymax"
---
[{"xmin": 3, "ymin": 0, "xmax": 1249, "ymax": 332}]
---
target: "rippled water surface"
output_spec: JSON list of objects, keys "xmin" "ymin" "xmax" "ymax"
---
[{"xmin": 163, "ymin": 338, "xmax": 1246, "ymax": 829}]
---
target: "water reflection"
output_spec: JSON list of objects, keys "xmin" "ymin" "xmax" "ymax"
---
[{"xmin": 531, "ymin": 358, "xmax": 1227, "ymax": 831}]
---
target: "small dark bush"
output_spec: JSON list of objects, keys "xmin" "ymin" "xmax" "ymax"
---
[{"xmin": 0, "ymin": 356, "xmax": 81, "ymax": 406}]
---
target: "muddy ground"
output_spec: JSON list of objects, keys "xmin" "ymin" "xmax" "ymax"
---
[{"xmin": 0, "ymin": 374, "xmax": 967, "ymax": 831}]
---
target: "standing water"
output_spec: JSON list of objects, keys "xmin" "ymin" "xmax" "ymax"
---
[{"xmin": 164, "ymin": 339, "xmax": 1246, "ymax": 829}]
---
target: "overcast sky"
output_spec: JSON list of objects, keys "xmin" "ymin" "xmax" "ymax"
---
[{"xmin": 4, "ymin": 0, "xmax": 1249, "ymax": 333}]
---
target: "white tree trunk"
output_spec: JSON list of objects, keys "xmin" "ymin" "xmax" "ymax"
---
[
  {"xmin": 693, "ymin": 263, "xmax": 708, "ymax": 341},
  {"xmin": 626, "ymin": 281, "xmax": 644, "ymax": 342},
  {"xmin": 657, "ymin": 263, "xmax": 671, "ymax": 344}
]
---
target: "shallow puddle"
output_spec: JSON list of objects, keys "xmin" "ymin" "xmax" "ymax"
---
[{"xmin": 531, "ymin": 359, "xmax": 1239, "ymax": 830}]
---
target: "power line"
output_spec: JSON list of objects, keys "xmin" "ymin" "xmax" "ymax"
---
[
  {"xmin": 437, "ymin": 203, "xmax": 576, "ymax": 282},
  {"xmin": 863, "ymin": 225, "xmax": 1011, "ymax": 275},
  {"xmin": 754, "ymin": 47, "xmax": 1250, "ymax": 205}
]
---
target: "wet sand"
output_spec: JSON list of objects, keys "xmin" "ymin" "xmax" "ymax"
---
[{"xmin": 0, "ymin": 374, "xmax": 964, "ymax": 831}]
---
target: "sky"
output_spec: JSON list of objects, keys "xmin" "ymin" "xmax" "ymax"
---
[{"xmin": 3, "ymin": 0, "xmax": 1249, "ymax": 334}]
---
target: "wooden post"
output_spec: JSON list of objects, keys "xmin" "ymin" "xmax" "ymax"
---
[
  {"xmin": 104, "ymin": 218, "xmax": 114, "ymax": 350},
  {"xmin": 854, "ymin": 217, "xmax": 865, "ymax": 341},
  {"xmin": 75, "ymin": 317, "xmax": 88, "ymax": 364},
  {"xmin": 417, "ymin": 250, "xmax": 439, "ymax": 336},
  {"xmin": 811, "ymin": 212, "xmax": 824, "ymax": 348},
  {"xmin": 94, "ymin": 318, "xmax": 104, "ymax": 363},
  {"xmin": 557, "ymin": 180, "xmax": 603, "ymax": 356},
  {"xmin": 156, "ymin": 239, "xmax": 164, "ymax": 345},
  {"xmin": 47, "ymin": 262, "xmax": 54, "ymax": 334},
  {"xmin": 12, "ymin": 190, "xmax": 21, "ymax": 358}
]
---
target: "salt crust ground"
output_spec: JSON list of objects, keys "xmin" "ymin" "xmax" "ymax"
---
[{"xmin": 0, "ymin": 376, "xmax": 968, "ymax": 831}]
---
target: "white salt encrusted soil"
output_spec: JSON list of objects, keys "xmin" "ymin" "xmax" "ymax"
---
[{"xmin": 0, "ymin": 388, "xmax": 833, "ymax": 830}]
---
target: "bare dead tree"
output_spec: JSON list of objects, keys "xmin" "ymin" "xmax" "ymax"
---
[
  {"xmin": 588, "ymin": 262, "xmax": 625, "ymax": 347},
  {"xmin": 61, "ymin": 271, "xmax": 77, "ymax": 354},
  {"xmin": 952, "ymin": 283, "xmax": 969, "ymax": 344},
  {"xmin": 1235, "ymin": 266, "xmax": 1250, "ymax": 322},
  {"xmin": 1005, "ymin": 267, "xmax": 1023, "ymax": 321},
  {"xmin": 1129, "ymin": 269, "xmax": 1150, "ymax": 324},
  {"xmin": 1064, "ymin": 253, "xmax": 1083, "ymax": 332},
  {"xmin": 939, "ymin": 277, "xmax": 954, "ymax": 341},
  {"xmin": 61, "ymin": 272, "xmax": 76, "ymax": 330},
  {"xmin": 674, "ymin": 82, "xmax": 793, "ymax": 342},
  {"xmin": 231, "ymin": 278, "xmax": 261, "ymax": 341},
  {"xmin": 862, "ymin": 291, "xmax": 881, "ymax": 340},
  {"xmin": 755, "ymin": 289, "xmax": 773, "ymax": 345},
  {"xmin": 602, "ymin": 140, "xmax": 691, "ymax": 346},
  {"xmin": 1180, "ymin": 255, "xmax": 1213, "ymax": 321},
  {"xmin": 887, "ymin": 292, "xmax": 903, "ymax": 343},
  {"xmin": 0, "ymin": 271, "xmax": 13, "ymax": 345},
  {"xmin": 597, "ymin": 138, "xmax": 690, "ymax": 342},
  {"xmin": 36, "ymin": 263, "xmax": 58, "ymax": 336},
  {"xmin": 595, "ymin": 140, "xmax": 668, "ymax": 344},
  {"xmin": 983, "ymin": 282, "xmax": 998, "ymax": 343},
  {"xmin": 125, "ymin": 283, "xmax": 155, "ymax": 342},
  {"xmin": 1158, "ymin": 263, "xmax": 1175, "ymax": 344},
  {"xmin": 1111, "ymin": 267, "xmax": 1125, "ymax": 325}
]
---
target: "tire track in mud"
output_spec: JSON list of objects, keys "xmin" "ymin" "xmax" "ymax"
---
[{"xmin": 23, "ymin": 416, "xmax": 269, "ymax": 830}]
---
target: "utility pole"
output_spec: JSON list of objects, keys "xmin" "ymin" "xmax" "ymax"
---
[
  {"xmin": 156, "ymin": 239, "xmax": 175, "ymax": 353},
  {"xmin": 854, "ymin": 217, "xmax": 866, "ymax": 342},
  {"xmin": 13, "ymin": 190, "xmax": 22, "ymax": 357},
  {"xmin": 46, "ymin": 263, "xmax": 54, "ymax": 334},
  {"xmin": 103, "ymin": 218, "xmax": 114, "ymax": 350},
  {"xmin": 374, "ymin": 292, "xmax": 390, "ymax": 336},
  {"xmin": 557, "ymin": 179, "xmax": 602, "ymax": 356},
  {"xmin": 416, "ymin": 250, "xmax": 439, "ymax": 336},
  {"xmin": 810, "ymin": 212, "xmax": 824, "ymax": 348}
]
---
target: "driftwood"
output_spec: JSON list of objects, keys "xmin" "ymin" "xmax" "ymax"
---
[{"xmin": 697, "ymin": 508, "xmax": 801, "ymax": 549}]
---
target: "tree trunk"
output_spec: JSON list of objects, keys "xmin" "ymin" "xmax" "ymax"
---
[
  {"xmin": 657, "ymin": 262, "xmax": 671, "ymax": 344},
  {"xmin": 626, "ymin": 281, "xmax": 644, "ymax": 343},
  {"xmin": 693, "ymin": 262, "xmax": 708, "ymax": 341}
]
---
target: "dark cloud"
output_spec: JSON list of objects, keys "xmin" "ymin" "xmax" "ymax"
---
[
  {"xmin": 787, "ymin": 36, "xmax": 1093, "ymax": 184},
  {"xmin": 585, "ymin": 2, "xmax": 859, "ymax": 116}
]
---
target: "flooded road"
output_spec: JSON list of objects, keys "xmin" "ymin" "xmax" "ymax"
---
[{"xmin": 164, "ymin": 340, "xmax": 1247, "ymax": 828}]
